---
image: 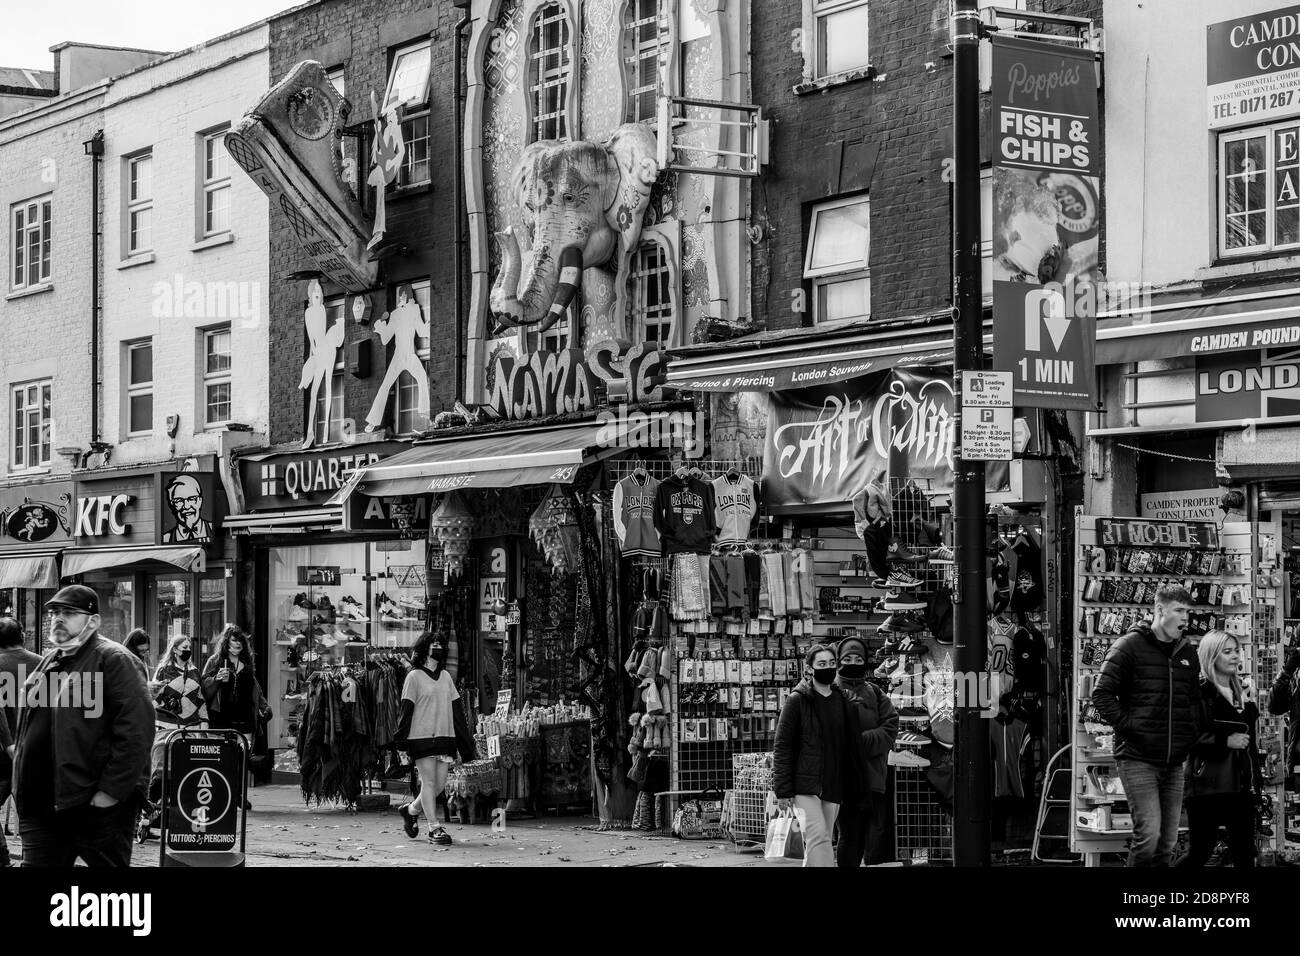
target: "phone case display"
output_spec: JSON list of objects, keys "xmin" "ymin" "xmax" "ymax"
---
[{"xmin": 1069, "ymin": 515, "xmax": 1254, "ymax": 860}]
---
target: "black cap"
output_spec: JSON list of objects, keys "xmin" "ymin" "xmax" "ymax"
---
[{"xmin": 45, "ymin": 585, "xmax": 99, "ymax": 616}]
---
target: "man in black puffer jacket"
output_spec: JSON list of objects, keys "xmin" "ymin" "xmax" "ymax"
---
[
  {"xmin": 1093, "ymin": 584, "xmax": 1200, "ymax": 866},
  {"xmin": 1268, "ymin": 645, "xmax": 1300, "ymax": 789}
]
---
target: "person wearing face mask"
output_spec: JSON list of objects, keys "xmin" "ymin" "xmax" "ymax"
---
[
  {"xmin": 202, "ymin": 624, "xmax": 267, "ymax": 811},
  {"xmin": 772, "ymin": 644, "xmax": 868, "ymax": 867},
  {"xmin": 394, "ymin": 630, "xmax": 477, "ymax": 846},
  {"xmin": 140, "ymin": 635, "xmax": 210, "ymax": 839},
  {"xmin": 11, "ymin": 585, "xmax": 153, "ymax": 866},
  {"xmin": 1180, "ymin": 631, "xmax": 1260, "ymax": 868},
  {"xmin": 833, "ymin": 637, "xmax": 898, "ymax": 867}
]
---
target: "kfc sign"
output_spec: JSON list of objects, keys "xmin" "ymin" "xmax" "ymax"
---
[{"xmin": 75, "ymin": 494, "xmax": 134, "ymax": 538}]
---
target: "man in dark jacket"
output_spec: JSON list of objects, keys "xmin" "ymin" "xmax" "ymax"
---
[
  {"xmin": 1268, "ymin": 644, "xmax": 1300, "ymax": 789},
  {"xmin": 0, "ymin": 616, "xmax": 39, "ymax": 867},
  {"xmin": 773, "ymin": 644, "xmax": 868, "ymax": 867},
  {"xmin": 1092, "ymin": 584, "xmax": 1200, "ymax": 866},
  {"xmin": 12, "ymin": 586, "xmax": 153, "ymax": 867},
  {"xmin": 833, "ymin": 637, "xmax": 898, "ymax": 867}
]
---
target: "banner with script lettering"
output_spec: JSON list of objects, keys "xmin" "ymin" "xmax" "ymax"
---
[
  {"xmin": 990, "ymin": 36, "xmax": 1100, "ymax": 411},
  {"xmin": 766, "ymin": 368, "xmax": 993, "ymax": 509}
]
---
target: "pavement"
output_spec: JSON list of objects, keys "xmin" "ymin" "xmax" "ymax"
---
[{"xmin": 5, "ymin": 785, "xmax": 775, "ymax": 867}]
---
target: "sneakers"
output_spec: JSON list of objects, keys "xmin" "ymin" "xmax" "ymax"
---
[
  {"xmin": 315, "ymin": 595, "xmax": 335, "ymax": 614},
  {"xmin": 913, "ymin": 516, "xmax": 942, "ymax": 545},
  {"xmin": 339, "ymin": 596, "xmax": 370, "ymax": 622},
  {"xmin": 879, "ymin": 612, "xmax": 925, "ymax": 634},
  {"xmin": 288, "ymin": 605, "xmax": 310, "ymax": 623},
  {"xmin": 398, "ymin": 804, "xmax": 419, "ymax": 840},
  {"xmin": 888, "ymin": 749, "xmax": 931, "ymax": 768},
  {"xmin": 293, "ymin": 592, "xmax": 313, "ymax": 610},
  {"xmin": 887, "ymin": 539, "xmax": 926, "ymax": 563},
  {"xmin": 886, "ymin": 570, "xmax": 922, "ymax": 589},
  {"xmin": 398, "ymin": 595, "xmax": 428, "ymax": 612},
  {"xmin": 879, "ymin": 591, "xmax": 926, "ymax": 612},
  {"xmin": 428, "ymin": 826, "xmax": 453, "ymax": 846},
  {"xmin": 896, "ymin": 729, "xmax": 932, "ymax": 747},
  {"xmin": 928, "ymin": 546, "xmax": 955, "ymax": 564}
]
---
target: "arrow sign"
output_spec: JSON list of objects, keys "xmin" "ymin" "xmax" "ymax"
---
[{"xmin": 1024, "ymin": 288, "xmax": 1071, "ymax": 352}]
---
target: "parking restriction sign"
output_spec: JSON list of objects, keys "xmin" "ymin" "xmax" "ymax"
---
[{"xmin": 960, "ymin": 371, "xmax": 1014, "ymax": 461}]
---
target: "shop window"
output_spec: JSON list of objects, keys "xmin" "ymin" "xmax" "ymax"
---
[
  {"xmin": 125, "ymin": 339, "xmax": 153, "ymax": 437},
  {"xmin": 11, "ymin": 195, "xmax": 52, "ymax": 291},
  {"xmin": 623, "ymin": 0, "xmax": 664, "ymax": 124},
  {"xmin": 200, "ymin": 128, "xmax": 232, "ymax": 238},
  {"xmin": 384, "ymin": 40, "xmax": 432, "ymax": 188},
  {"xmin": 126, "ymin": 151, "xmax": 153, "ymax": 256},
  {"xmin": 804, "ymin": 0, "xmax": 870, "ymax": 81},
  {"xmin": 313, "ymin": 301, "xmax": 346, "ymax": 444},
  {"xmin": 1218, "ymin": 122, "xmax": 1300, "ymax": 258},
  {"xmin": 529, "ymin": 4, "xmax": 573, "ymax": 142},
  {"xmin": 203, "ymin": 326, "xmax": 233, "ymax": 428},
  {"xmin": 804, "ymin": 195, "xmax": 870, "ymax": 323},
  {"xmin": 82, "ymin": 577, "xmax": 134, "ymax": 647},
  {"xmin": 394, "ymin": 280, "xmax": 431, "ymax": 435},
  {"xmin": 630, "ymin": 239, "xmax": 675, "ymax": 345},
  {"xmin": 11, "ymin": 379, "xmax": 51, "ymax": 471}
]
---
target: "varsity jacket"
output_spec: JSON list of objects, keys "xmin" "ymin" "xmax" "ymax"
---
[
  {"xmin": 711, "ymin": 473, "xmax": 757, "ymax": 546},
  {"xmin": 613, "ymin": 474, "xmax": 661, "ymax": 557},
  {"xmin": 653, "ymin": 474, "xmax": 718, "ymax": 555}
]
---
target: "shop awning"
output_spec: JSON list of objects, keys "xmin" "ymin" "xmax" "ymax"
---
[
  {"xmin": 61, "ymin": 545, "xmax": 206, "ymax": 577},
  {"xmin": 338, "ymin": 422, "xmax": 626, "ymax": 499},
  {"xmin": 1097, "ymin": 286, "xmax": 1300, "ymax": 365},
  {"xmin": 0, "ymin": 550, "xmax": 60, "ymax": 589},
  {"xmin": 224, "ymin": 507, "xmax": 343, "ymax": 534},
  {"xmin": 666, "ymin": 333, "xmax": 958, "ymax": 392}
]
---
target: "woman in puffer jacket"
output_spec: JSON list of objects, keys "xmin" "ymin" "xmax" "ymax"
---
[{"xmin": 1180, "ymin": 631, "xmax": 1259, "ymax": 868}]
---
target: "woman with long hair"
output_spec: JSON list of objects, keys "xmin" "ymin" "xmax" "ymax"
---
[
  {"xmin": 1181, "ymin": 630, "xmax": 1260, "ymax": 867},
  {"xmin": 139, "ymin": 634, "xmax": 209, "ymax": 841},
  {"xmin": 123, "ymin": 628, "xmax": 151, "ymax": 682},
  {"xmin": 394, "ymin": 630, "xmax": 477, "ymax": 846},
  {"xmin": 202, "ymin": 624, "xmax": 267, "ymax": 810}
]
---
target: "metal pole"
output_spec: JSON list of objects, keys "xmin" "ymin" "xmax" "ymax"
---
[{"xmin": 951, "ymin": 0, "xmax": 990, "ymax": 867}]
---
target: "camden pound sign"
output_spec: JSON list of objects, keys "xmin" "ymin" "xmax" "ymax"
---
[{"xmin": 161, "ymin": 731, "xmax": 247, "ymax": 866}]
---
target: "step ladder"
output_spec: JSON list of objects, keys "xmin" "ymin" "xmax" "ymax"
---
[{"xmin": 1032, "ymin": 745, "xmax": 1079, "ymax": 864}]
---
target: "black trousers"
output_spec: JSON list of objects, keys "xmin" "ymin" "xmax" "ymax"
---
[
  {"xmin": 836, "ymin": 790, "xmax": 888, "ymax": 867},
  {"xmin": 1180, "ymin": 793, "xmax": 1256, "ymax": 868},
  {"xmin": 19, "ymin": 797, "xmax": 139, "ymax": 868}
]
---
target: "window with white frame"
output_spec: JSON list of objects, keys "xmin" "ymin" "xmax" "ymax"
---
[
  {"xmin": 326, "ymin": 66, "xmax": 346, "ymax": 98},
  {"xmin": 308, "ymin": 303, "xmax": 344, "ymax": 444},
  {"xmin": 384, "ymin": 41, "xmax": 433, "ymax": 188},
  {"xmin": 981, "ymin": 167, "xmax": 993, "ymax": 299},
  {"xmin": 203, "ymin": 326, "xmax": 233, "ymax": 428},
  {"xmin": 11, "ymin": 196, "xmax": 52, "ymax": 291},
  {"xmin": 631, "ymin": 241, "xmax": 675, "ymax": 345},
  {"xmin": 201, "ymin": 129, "xmax": 232, "ymax": 237},
  {"xmin": 127, "ymin": 152, "xmax": 153, "ymax": 256},
  {"xmin": 623, "ymin": 0, "xmax": 663, "ymax": 124},
  {"xmin": 804, "ymin": 195, "xmax": 870, "ymax": 322},
  {"xmin": 394, "ymin": 281, "xmax": 431, "ymax": 435},
  {"xmin": 530, "ymin": 4, "xmax": 572, "ymax": 142},
  {"xmin": 1218, "ymin": 122, "xmax": 1300, "ymax": 257},
  {"xmin": 126, "ymin": 340, "xmax": 153, "ymax": 437},
  {"xmin": 11, "ymin": 380, "xmax": 51, "ymax": 470},
  {"xmin": 809, "ymin": 0, "xmax": 870, "ymax": 80}
]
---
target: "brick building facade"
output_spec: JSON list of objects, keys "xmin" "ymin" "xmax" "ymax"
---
[{"xmin": 264, "ymin": 0, "xmax": 463, "ymax": 445}]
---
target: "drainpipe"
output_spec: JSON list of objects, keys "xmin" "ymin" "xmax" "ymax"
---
[
  {"xmin": 85, "ymin": 130, "xmax": 104, "ymax": 449},
  {"xmin": 454, "ymin": 10, "xmax": 470, "ymax": 402}
]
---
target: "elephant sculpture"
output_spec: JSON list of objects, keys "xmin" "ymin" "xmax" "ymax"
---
[{"xmin": 490, "ymin": 124, "xmax": 659, "ymax": 346}]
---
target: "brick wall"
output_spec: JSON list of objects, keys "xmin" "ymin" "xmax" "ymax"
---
[
  {"xmin": 0, "ymin": 92, "xmax": 105, "ymax": 474},
  {"xmin": 101, "ymin": 27, "xmax": 271, "ymax": 466},
  {"xmin": 752, "ymin": 0, "xmax": 1103, "ymax": 331},
  {"xmin": 267, "ymin": 0, "xmax": 461, "ymax": 445}
]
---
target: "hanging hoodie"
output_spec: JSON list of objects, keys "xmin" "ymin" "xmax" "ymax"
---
[
  {"xmin": 711, "ymin": 473, "xmax": 758, "ymax": 545},
  {"xmin": 613, "ymin": 474, "xmax": 661, "ymax": 557},
  {"xmin": 654, "ymin": 473, "xmax": 718, "ymax": 555}
]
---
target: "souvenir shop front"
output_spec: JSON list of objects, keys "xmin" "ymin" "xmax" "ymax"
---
[
  {"xmin": 0, "ymin": 477, "xmax": 74, "ymax": 652},
  {"xmin": 662, "ymin": 327, "xmax": 1072, "ymax": 860},
  {"xmin": 62, "ymin": 463, "xmax": 233, "ymax": 664},
  {"xmin": 227, "ymin": 438, "xmax": 438, "ymax": 793},
  {"xmin": 1086, "ymin": 294, "xmax": 1300, "ymax": 861}
]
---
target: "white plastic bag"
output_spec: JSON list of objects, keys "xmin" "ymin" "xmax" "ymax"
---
[{"xmin": 764, "ymin": 807, "xmax": 806, "ymax": 861}]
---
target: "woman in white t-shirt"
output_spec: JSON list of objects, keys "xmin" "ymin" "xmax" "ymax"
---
[{"xmin": 396, "ymin": 631, "xmax": 477, "ymax": 845}]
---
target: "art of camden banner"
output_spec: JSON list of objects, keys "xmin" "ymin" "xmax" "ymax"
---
[
  {"xmin": 990, "ymin": 35, "xmax": 1100, "ymax": 411},
  {"xmin": 763, "ymin": 368, "xmax": 1008, "ymax": 510}
]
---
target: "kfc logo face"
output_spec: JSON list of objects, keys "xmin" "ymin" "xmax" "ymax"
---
[{"xmin": 162, "ymin": 475, "xmax": 211, "ymax": 544}]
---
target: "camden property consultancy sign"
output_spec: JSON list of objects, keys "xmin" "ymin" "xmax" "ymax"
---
[{"xmin": 1209, "ymin": 4, "xmax": 1300, "ymax": 128}]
